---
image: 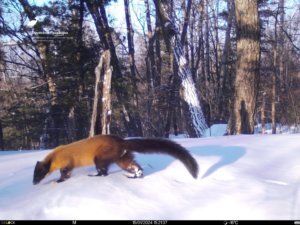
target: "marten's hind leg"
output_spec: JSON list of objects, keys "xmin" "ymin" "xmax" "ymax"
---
[
  {"xmin": 116, "ymin": 152, "xmax": 143, "ymax": 178},
  {"xmin": 93, "ymin": 157, "xmax": 110, "ymax": 176}
]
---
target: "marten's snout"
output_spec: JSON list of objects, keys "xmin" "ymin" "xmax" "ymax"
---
[
  {"xmin": 33, "ymin": 180, "xmax": 39, "ymax": 185},
  {"xmin": 33, "ymin": 161, "xmax": 48, "ymax": 185}
]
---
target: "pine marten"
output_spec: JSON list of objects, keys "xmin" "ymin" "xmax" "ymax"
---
[{"xmin": 33, "ymin": 135, "xmax": 198, "ymax": 184}]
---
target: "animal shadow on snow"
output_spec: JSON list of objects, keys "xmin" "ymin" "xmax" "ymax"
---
[
  {"xmin": 191, "ymin": 145, "xmax": 246, "ymax": 178},
  {"xmin": 138, "ymin": 145, "xmax": 246, "ymax": 179}
]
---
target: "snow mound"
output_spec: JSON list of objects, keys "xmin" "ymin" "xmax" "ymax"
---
[{"xmin": 0, "ymin": 134, "xmax": 300, "ymax": 220}]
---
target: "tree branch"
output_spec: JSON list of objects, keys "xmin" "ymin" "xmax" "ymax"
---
[{"xmin": 281, "ymin": 27, "xmax": 300, "ymax": 53}]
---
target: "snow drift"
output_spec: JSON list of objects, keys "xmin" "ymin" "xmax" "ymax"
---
[{"xmin": 0, "ymin": 134, "xmax": 300, "ymax": 220}]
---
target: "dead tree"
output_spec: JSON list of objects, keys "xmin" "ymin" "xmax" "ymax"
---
[
  {"xmin": 84, "ymin": 0, "xmax": 142, "ymax": 136},
  {"xmin": 89, "ymin": 50, "xmax": 112, "ymax": 137}
]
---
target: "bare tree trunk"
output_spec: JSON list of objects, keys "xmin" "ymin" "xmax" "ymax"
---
[
  {"xmin": 144, "ymin": 0, "xmax": 155, "ymax": 136},
  {"xmin": 124, "ymin": 0, "xmax": 136, "ymax": 82},
  {"xmin": 278, "ymin": 0, "xmax": 285, "ymax": 88},
  {"xmin": 164, "ymin": 50, "xmax": 176, "ymax": 138},
  {"xmin": 218, "ymin": 0, "xmax": 234, "ymax": 119},
  {"xmin": 204, "ymin": 0, "xmax": 210, "ymax": 86},
  {"xmin": 214, "ymin": 0, "xmax": 220, "ymax": 92},
  {"xmin": 180, "ymin": 0, "xmax": 192, "ymax": 46},
  {"xmin": 272, "ymin": 44, "xmax": 277, "ymax": 134},
  {"xmin": 155, "ymin": 14, "xmax": 162, "ymax": 87},
  {"xmin": 271, "ymin": 12, "xmax": 280, "ymax": 135},
  {"xmin": 89, "ymin": 55, "xmax": 104, "ymax": 137},
  {"xmin": 190, "ymin": 8, "xmax": 196, "ymax": 81},
  {"xmin": 101, "ymin": 61, "xmax": 112, "ymax": 135},
  {"xmin": 0, "ymin": 119, "xmax": 4, "ymax": 150},
  {"xmin": 261, "ymin": 92, "xmax": 266, "ymax": 134},
  {"xmin": 277, "ymin": 0, "xmax": 285, "ymax": 132},
  {"xmin": 228, "ymin": 0, "xmax": 260, "ymax": 134},
  {"xmin": 286, "ymin": 83, "xmax": 300, "ymax": 129},
  {"xmin": 124, "ymin": 0, "xmax": 143, "ymax": 136},
  {"xmin": 89, "ymin": 50, "xmax": 112, "ymax": 137},
  {"xmin": 195, "ymin": 1, "xmax": 205, "ymax": 85},
  {"xmin": 154, "ymin": 0, "xmax": 207, "ymax": 137},
  {"xmin": 22, "ymin": 110, "xmax": 32, "ymax": 148},
  {"xmin": 144, "ymin": 0, "xmax": 156, "ymax": 93}
]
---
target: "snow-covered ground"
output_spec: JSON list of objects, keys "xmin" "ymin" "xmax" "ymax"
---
[{"xmin": 0, "ymin": 132, "xmax": 300, "ymax": 220}]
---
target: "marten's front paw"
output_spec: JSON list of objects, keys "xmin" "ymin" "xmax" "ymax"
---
[{"xmin": 125, "ymin": 169, "xmax": 144, "ymax": 179}]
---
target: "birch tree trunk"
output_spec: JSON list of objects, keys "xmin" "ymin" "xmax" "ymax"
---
[
  {"xmin": 154, "ymin": 0, "xmax": 207, "ymax": 137},
  {"xmin": 89, "ymin": 50, "xmax": 112, "ymax": 137},
  {"xmin": 228, "ymin": 0, "xmax": 260, "ymax": 134}
]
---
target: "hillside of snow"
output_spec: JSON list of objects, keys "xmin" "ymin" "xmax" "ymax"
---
[{"xmin": 0, "ymin": 134, "xmax": 300, "ymax": 220}]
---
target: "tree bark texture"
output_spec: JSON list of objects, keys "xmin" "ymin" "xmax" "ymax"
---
[
  {"xmin": 0, "ymin": 120, "xmax": 4, "ymax": 150},
  {"xmin": 229, "ymin": 0, "xmax": 260, "ymax": 134}
]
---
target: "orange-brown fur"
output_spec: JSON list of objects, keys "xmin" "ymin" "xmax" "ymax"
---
[{"xmin": 46, "ymin": 135, "xmax": 124, "ymax": 173}]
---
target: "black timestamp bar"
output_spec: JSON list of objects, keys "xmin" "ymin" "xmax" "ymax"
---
[
  {"xmin": 1, "ymin": 221, "xmax": 16, "ymax": 225},
  {"xmin": 132, "ymin": 220, "xmax": 168, "ymax": 225}
]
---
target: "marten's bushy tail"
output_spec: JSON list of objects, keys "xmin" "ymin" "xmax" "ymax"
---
[{"xmin": 124, "ymin": 138, "xmax": 199, "ymax": 179}]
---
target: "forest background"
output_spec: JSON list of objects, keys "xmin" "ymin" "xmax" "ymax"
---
[{"xmin": 0, "ymin": 0, "xmax": 299, "ymax": 150}]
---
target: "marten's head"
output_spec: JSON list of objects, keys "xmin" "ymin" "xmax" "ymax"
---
[{"xmin": 33, "ymin": 161, "xmax": 50, "ymax": 185}]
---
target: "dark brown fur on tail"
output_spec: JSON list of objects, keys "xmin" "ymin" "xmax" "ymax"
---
[
  {"xmin": 33, "ymin": 135, "xmax": 199, "ymax": 184},
  {"xmin": 124, "ymin": 138, "xmax": 198, "ymax": 179}
]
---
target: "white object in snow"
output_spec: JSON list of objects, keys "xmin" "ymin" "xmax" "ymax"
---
[{"xmin": 27, "ymin": 19, "xmax": 37, "ymax": 28}]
